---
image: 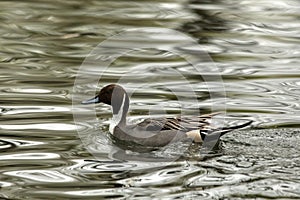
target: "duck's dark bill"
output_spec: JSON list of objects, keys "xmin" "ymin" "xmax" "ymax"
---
[{"xmin": 81, "ymin": 96, "xmax": 100, "ymax": 104}]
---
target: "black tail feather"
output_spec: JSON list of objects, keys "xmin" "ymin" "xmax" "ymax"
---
[
  {"xmin": 220, "ymin": 120, "xmax": 253, "ymax": 137},
  {"xmin": 200, "ymin": 120, "xmax": 253, "ymax": 142}
]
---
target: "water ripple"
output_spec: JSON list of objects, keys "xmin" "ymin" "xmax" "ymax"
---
[
  {"xmin": 186, "ymin": 173, "xmax": 251, "ymax": 188},
  {"xmin": 4, "ymin": 170, "xmax": 75, "ymax": 183},
  {"xmin": 117, "ymin": 164, "xmax": 203, "ymax": 187},
  {"xmin": 0, "ymin": 153, "xmax": 59, "ymax": 160},
  {"xmin": 68, "ymin": 159, "xmax": 137, "ymax": 173},
  {"xmin": 0, "ymin": 138, "xmax": 43, "ymax": 151},
  {"xmin": 0, "ymin": 123, "xmax": 77, "ymax": 131},
  {"xmin": 0, "ymin": 0, "xmax": 300, "ymax": 199}
]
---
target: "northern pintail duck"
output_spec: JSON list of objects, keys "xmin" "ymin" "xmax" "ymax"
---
[{"xmin": 82, "ymin": 84, "xmax": 252, "ymax": 147}]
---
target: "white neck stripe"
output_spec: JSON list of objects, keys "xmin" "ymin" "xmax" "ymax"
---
[{"xmin": 109, "ymin": 94, "xmax": 126, "ymax": 134}]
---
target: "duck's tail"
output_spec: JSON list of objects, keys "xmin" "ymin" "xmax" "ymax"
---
[
  {"xmin": 200, "ymin": 119, "xmax": 253, "ymax": 143},
  {"xmin": 218, "ymin": 119, "xmax": 253, "ymax": 137}
]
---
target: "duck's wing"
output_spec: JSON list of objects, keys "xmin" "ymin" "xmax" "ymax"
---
[
  {"xmin": 125, "ymin": 113, "xmax": 252, "ymax": 146},
  {"xmin": 137, "ymin": 113, "xmax": 218, "ymax": 132}
]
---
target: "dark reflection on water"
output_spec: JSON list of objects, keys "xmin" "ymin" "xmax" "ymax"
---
[{"xmin": 0, "ymin": 0, "xmax": 300, "ymax": 199}]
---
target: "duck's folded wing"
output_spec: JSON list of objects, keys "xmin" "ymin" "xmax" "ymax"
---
[{"xmin": 137, "ymin": 113, "xmax": 218, "ymax": 132}]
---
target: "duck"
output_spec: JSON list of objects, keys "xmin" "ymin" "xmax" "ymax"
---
[{"xmin": 82, "ymin": 84, "xmax": 252, "ymax": 147}]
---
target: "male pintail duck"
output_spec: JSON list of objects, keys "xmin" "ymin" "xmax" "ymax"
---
[{"xmin": 82, "ymin": 84, "xmax": 252, "ymax": 147}]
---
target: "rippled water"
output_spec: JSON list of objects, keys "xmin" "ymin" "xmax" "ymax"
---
[{"xmin": 0, "ymin": 0, "xmax": 300, "ymax": 199}]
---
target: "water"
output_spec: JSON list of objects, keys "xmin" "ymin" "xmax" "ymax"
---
[{"xmin": 0, "ymin": 0, "xmax": 300, "ymax": 199}]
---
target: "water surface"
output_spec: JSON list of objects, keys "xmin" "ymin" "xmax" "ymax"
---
[{"xmin": 0, "ymin": 0, "xmax": 300, "ymax": 199}]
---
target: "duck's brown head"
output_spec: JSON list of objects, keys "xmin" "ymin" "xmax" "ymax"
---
[{"xmin": 82, "ymin": 84, "xmax": 129, "ymax": 115}]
